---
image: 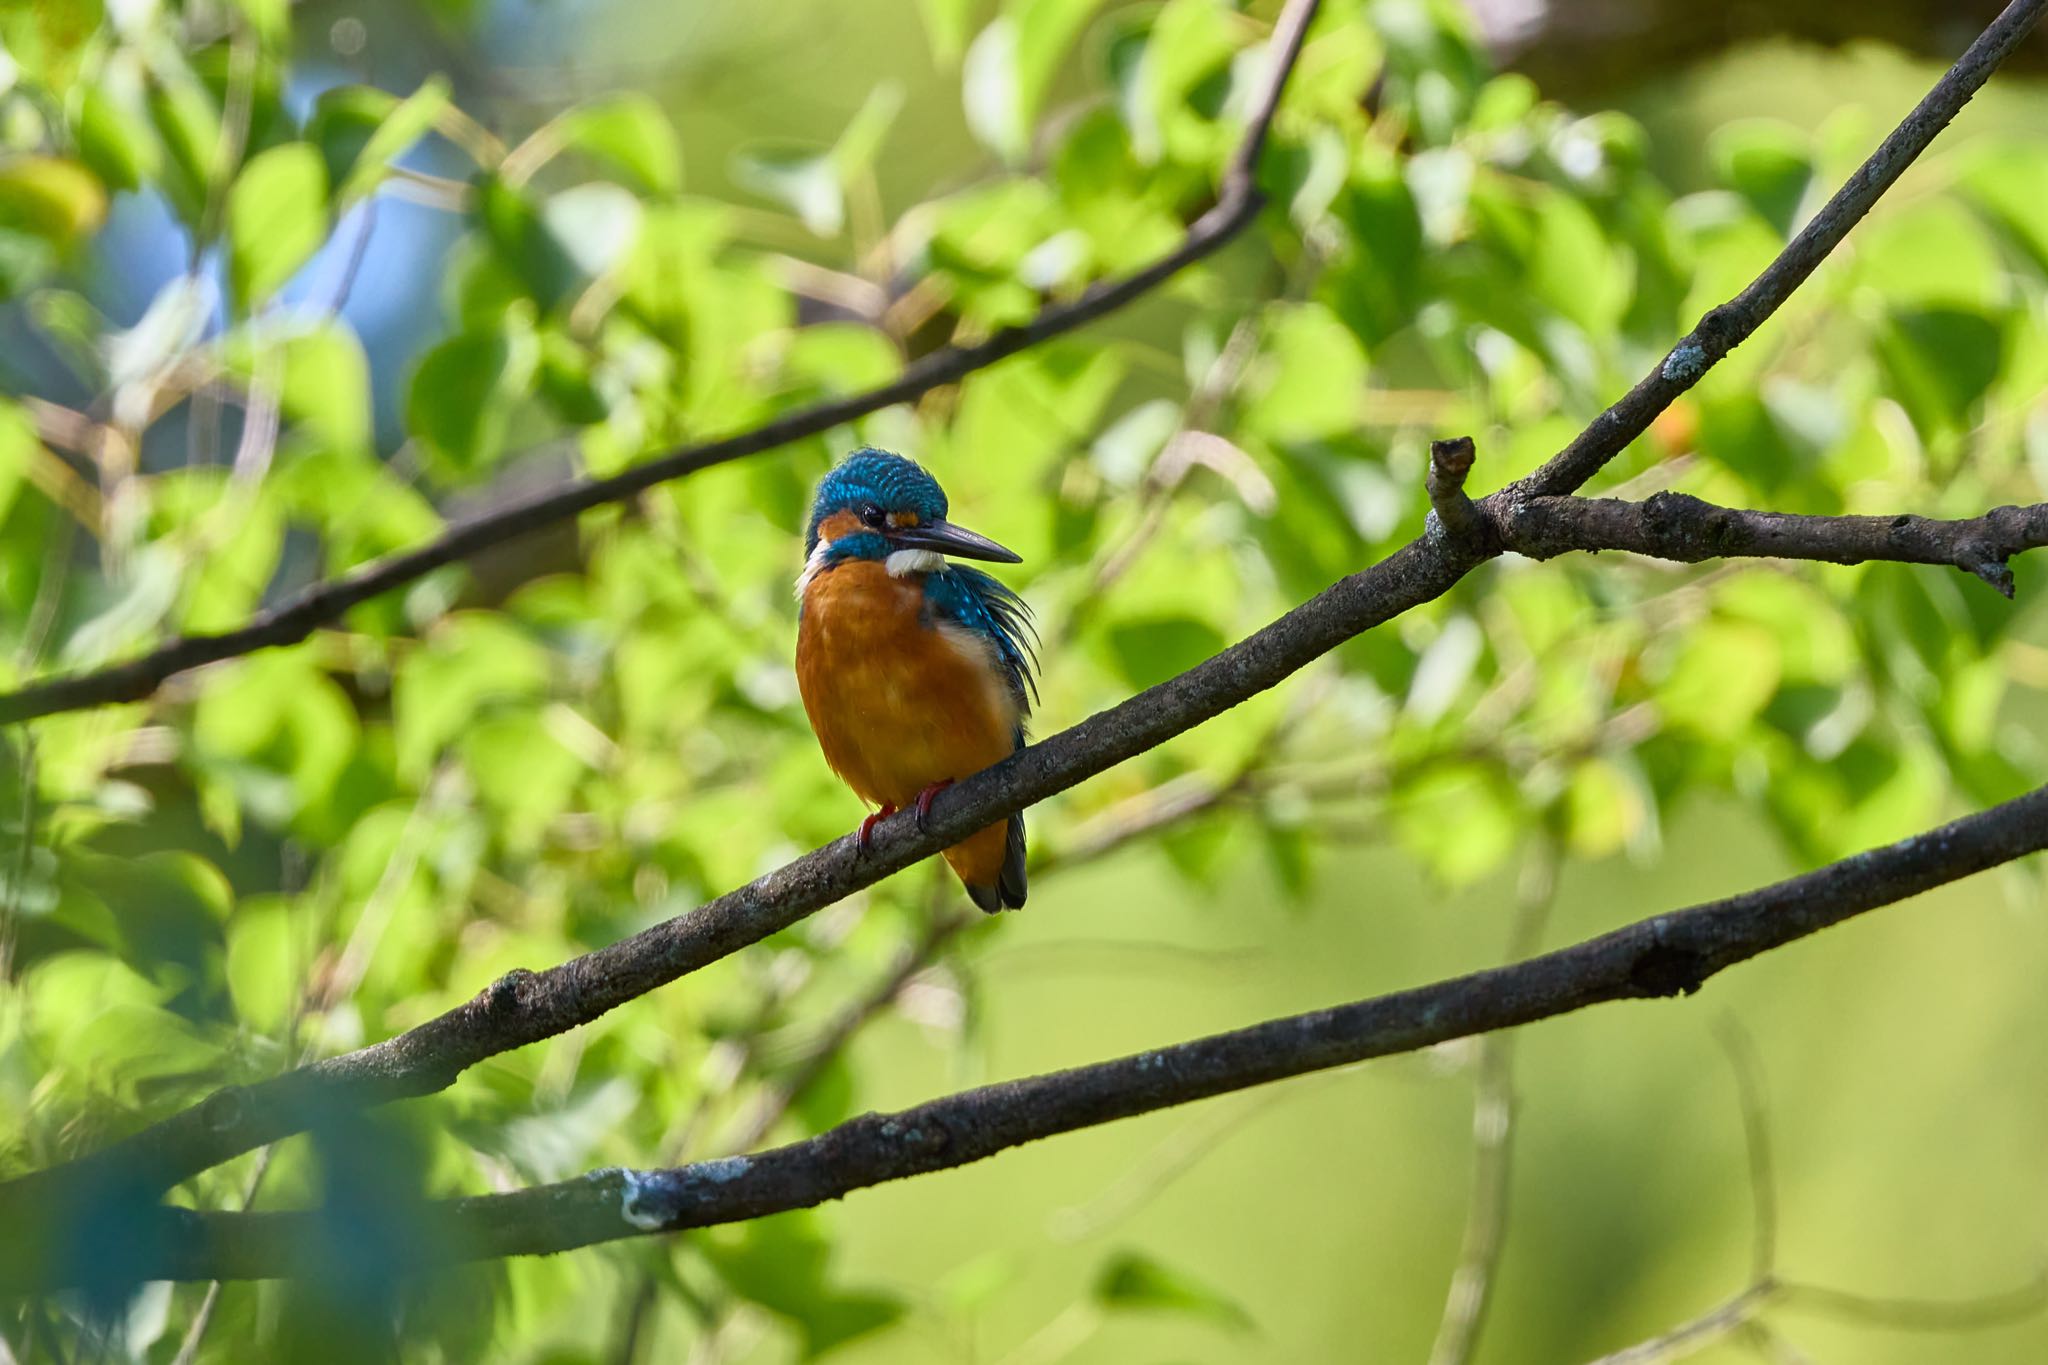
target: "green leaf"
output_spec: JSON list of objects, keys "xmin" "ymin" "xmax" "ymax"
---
[
  {"xmin": 702, "ymin": 1213, "xmax": 908, "ymax": 1360},
  {"xmin": 732, "ymin": 143, "xmax": 844, "ymax": 237},
  {"xmin": 1241, "ymin": 302, "xmax": 1369, "ymax": 442},
  {"xmin": 537, "ymin": 329, "xmax": 610, "ymax": 425},
  {"xmin": 1709, "ymin": 119, "xmax": 1812, "ymax": 237},
  {"xmin": 1959, "ymin": 142, "xmax": 2048, "ymax": 276},
  {"xmin": 1655, "ymin": 619, "xmax": 1781, "ymax": 739},
  {"xmin": 309, "ymin": 77, "xmax": 452, "ymax": 209},
  {"xmin": 1389, "ymin": 762, "xmax": 1521, "ymax": 887},
  {"xmin": 192, "ymin": 651, "xmax": 361, "ymax": 828},
  {"xmin": 1117, "ymin": 0, "xmax": 1238, "ymax": 164},
  {"xmin": 781, "ymin": 322, "xmax": 901, "ymax": 394},
  {"xmin": 1106, "ymin": 616, "xmax": 1227, "ymax": 691},
  {"xmin": 347, "ymin": 76, "xmax": 452, "ymax": 204},
  {"xmin": 392, "ymin": 614, "xmax": 553, "ymax": 779},
  {"xmin": 540, "ymin": 180, "xmax": 642, "ymax": 279},
  {"xmin": 492, "ymin": 1077, "xmax": 639, "ymax": 1181},
  {"xmin": 0, "ymin": 398, "xmax": 34, "ymax": 528},
  {"xmin": 224, "ymin": 898, "xmax": 299, "ymax": 1032},
  {"xmin": 146, "ymin": 67, "xmax": 223, "ymax": 227},
  {"xmin": 830, "ymin": 82, "xmax": 904, "ymax": 183},
  {"xmin": 1854, "ymin": 200, "xmax": 2003, "ymax": 310},
  {"xmin": 1875, "ymin": 307, "xmax": 2005, "ymax": 439},
  {"xmin": 916, "ymin": 0, "xmax": 978, "ymax": 65},
  {"xmin": 230, "ymin": 0, "xmax": 290, "ymax": 45},
  {"xmin": 73, "ymin": 76, "xmax": 162, "ymax": 193},
  {"xmin": 551, "ymin": 93, "xmax": 682, "ymax": 193},
  {"xmin": 226, "ymin": 142, "xmax": 330, "ymax": 310},
  {"xmin": 1094, "ymin": 1250, "xmax": 1254, "ymax": 1330},
  {"xmin": 171, "ymin": 481, "xmax": 284, "ymax": 632},
  {"xmin": 458, "ymin": 707, "xmax": 586, "ymax": 851},
  {"xmin": 962, "ymin": 17, "xmax": 1026, "ymax": 162},
  {"xmin": 68, "ymin": 849, "xmax": 233, "ymax": 1002},
  {"xmin": 0, "ymin": 155, "xmax": 106, "ymax": 244},
  {"xmin": 1564, "ymin": 757, "xmax": 1647, "ymax": 860},
  {"xmin": 405, "ymin": 324, "xmax": 538, "ymax": 476},
  {"xmin": 479, "ymin": 176, "xmax": 586, "ymax": 309},
  {"xmin": 965, "ymin": 0, "xmax": 1105, "ymax": 162},
  {"xmin": 281, "ymin": 322, "xmax": 374, "ymax": 454}
]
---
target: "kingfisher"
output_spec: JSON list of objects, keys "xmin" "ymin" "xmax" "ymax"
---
[{"xmin": 795, "ymin": 448, "xmax": 1036, "ymax": 912}]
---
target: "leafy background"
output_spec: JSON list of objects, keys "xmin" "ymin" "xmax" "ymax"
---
[{"xmin": 4, "ymin": 0, "xmax": 2048, "ymax": 1360}]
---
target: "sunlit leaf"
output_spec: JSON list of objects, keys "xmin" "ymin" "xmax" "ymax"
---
[
  {"xmin": 702, "ymin": 1213, "xmax": 909, "ymax": 1359},
  {"xmin": 406, "ymin": 322, "xmax": 539, "ymax": 476},
  {"xmin": 310, "ymin": 76, "xmax": 452, "ymax": 208},
  {"xmin": 226, "ymin": 141, "xmax": 330, "ymax": 309},
  {"xmin": 1709, "ymin": 119, "xmax": 1812, "ymax": 236},
  {"xmin": 549, "ymin": 92, "xmax": 683, "ymax": 193},
  {"xmin": 0, "ymin": 155, "xmax": 106, "ymax": 244}
]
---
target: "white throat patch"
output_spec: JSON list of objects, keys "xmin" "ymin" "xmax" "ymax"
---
[
  {"xmin": 795, "ymin": 542, "xmax": 948, "ymax": 598},
  {"xmin": 885, "ymin": 548, "xmax": 947, "ymax": 578}
]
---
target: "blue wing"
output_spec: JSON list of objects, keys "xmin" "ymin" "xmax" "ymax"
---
[
  {"xmin": 924, "ymin": 566, "xmax": 1038, "ymax": 718},
  {"xmin": 925, "ymin": 565, "xmax": 1036, "ymax": 912}
]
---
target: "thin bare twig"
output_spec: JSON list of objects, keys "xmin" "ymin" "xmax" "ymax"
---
[
  {"xmin": 1583, "ymin": 1020, "xmax": 2048, "ymax": 1363},
  {"xmin": 1586, "ymin": 1284, "xmax": 1776, "ymax": 1365},
  {"xmin": 1427, "ymin": 842, "xmax": 1559, "ymax": 1365}
]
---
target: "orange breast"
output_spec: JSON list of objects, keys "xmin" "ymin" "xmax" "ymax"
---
[{"xmin": 796, "ymin": 560, "xmax": 1020, "ymax": 810}]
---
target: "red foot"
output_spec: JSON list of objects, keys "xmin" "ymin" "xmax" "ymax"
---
[
  {"xmin": 913, "ymin": 780, "xmax": 954, "ymax": 832},
  {"xmin": 856, "ymin": 804, "xmax": 897, "ymax": 856}
]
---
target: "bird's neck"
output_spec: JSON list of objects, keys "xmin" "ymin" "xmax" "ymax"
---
[{"xmin": 795, "ymin": 543, "xmax": 945, "ymax": 599}]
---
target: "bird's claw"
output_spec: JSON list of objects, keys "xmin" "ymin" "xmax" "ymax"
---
[
  {"xmin": 856, "ymin": 804, "xmax": 897, "ymax": 856},
  {"xmin": 913, "ymin": 780, "xmax": 954, "ymax": 832}
]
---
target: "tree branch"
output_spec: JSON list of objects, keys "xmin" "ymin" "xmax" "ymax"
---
[
  {"xmin": 0, "ymin": 525, "xmax": 1484, "ymax": 1221},
  {"xmin": 4, "ymin": 471, "xmax": 2040, "ymax": 1241},
  {"xmin": 1512, "ymin": 0, "xmax": 2047, "ymax": 500},
  {"xmin": 12, "ymin": 779, "xmax": 2048, "ymax": 1289},
  {"xmin": 7, "ymin": 0, "xmax": 2041, "ymax": 727},
  {"xmin": 1497, "ymin": 494, "xmax": 2048, "ymax": 596},
  {"xmin": 5, "ymin": 0, "xmax": 2044, "ymax": 1281},
  {"xmin": 0, "ymin": 0, "xmax": 1324, "ymax": 728}
]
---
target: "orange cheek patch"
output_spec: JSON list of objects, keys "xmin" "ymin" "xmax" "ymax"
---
[
  {"xmin": 887, "ymin": 512, "xmax": 920, "ymax": 529},
  {"xmin": 817, "ymin": 509, "xmax": 864, "ymax": 541}
]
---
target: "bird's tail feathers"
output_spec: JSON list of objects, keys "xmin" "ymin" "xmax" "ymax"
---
[{"xmin": 964, "ymin": 812, "xmax": 1027, "ymax": 913}]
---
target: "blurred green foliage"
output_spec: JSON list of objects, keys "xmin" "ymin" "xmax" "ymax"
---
[{"xmin": 2, "ymin": 0, "xmax": 2048, "ymax": 1360}]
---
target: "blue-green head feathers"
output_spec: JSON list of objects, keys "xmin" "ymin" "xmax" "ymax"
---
[{"xmin": 805, "ymin": 449, "xmax": 950, "ymax": 557}]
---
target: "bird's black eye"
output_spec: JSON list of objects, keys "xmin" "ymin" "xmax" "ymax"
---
[{"xmin": 858, "ymin": 502, "xmax": 885, "ymax": 527}]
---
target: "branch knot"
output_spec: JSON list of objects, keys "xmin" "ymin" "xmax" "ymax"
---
[{"xmin": 1426, "ymin": 436, "xmax": 1492, "ymax": 551}]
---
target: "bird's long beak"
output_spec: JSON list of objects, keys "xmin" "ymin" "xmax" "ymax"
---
[{"xmin": 888, "ymin": 518, "xmax": 1022, "ymax": 563}]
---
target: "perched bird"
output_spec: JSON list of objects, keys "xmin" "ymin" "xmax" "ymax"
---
[{"xmin": 795, "ymin": 449, "xmax": 1036, "ymax": 911}]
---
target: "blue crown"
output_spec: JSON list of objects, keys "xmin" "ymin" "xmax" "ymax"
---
[{"xmin": 806, "ymin": 449, "xmax": 950, "ymax": 555}]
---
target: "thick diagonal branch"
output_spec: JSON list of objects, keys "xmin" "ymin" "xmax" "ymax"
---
[
  {"xmin": 11, "ymin": 780, "xmax": 2048, "ymax": 1289},
  {"xmin": 0, "ymin": 529, "xmax": 1484, "ymax": 1220},
  {"xmin": 0, "ymin": 0, "xmax": 1322, "ymax": 728},
  {"xmin": 6, "ymin": 457, "xmax": 2043, "ymax": 1227},
  {"xmin": 5, "ymin": 0, "xmax": 2045, "ymax": 1245},
  {"xmin": 6, "ymin": 475, "xmax": 2045, "ymax": 1223}
]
